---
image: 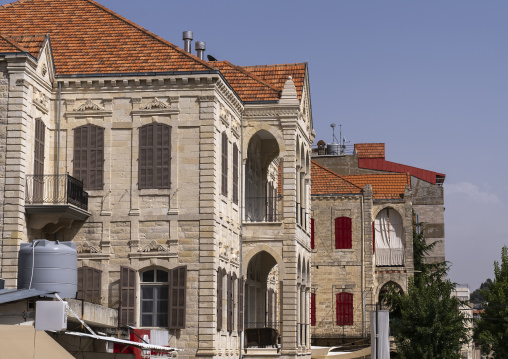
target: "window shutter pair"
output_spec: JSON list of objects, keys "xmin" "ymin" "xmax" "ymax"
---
[
  {"xmin": 139, "ymin": 123, "xmax": 171, "ymax": 189},
  {"xmin": 336, "ymin": 292, "xmax": 353, "ymax": 326},
  {"xmin": 222, "ymin": 132, "xmax": 228, "ymax": 196},
  {"xmin": 311, "ymin": 292, "xmax": 316, "ymax": 326},
  {"xmin": 74, "ymin": 124, "xmax": 104, "ymax": 190},
  {"xmin": 335, "ymin": 217, "xmax": 352, "ymax": 249},
  {"xmin": 77, "ymin": 266, "xmax": 102, "ymax": 303},
  {"xmin": 238, "ymin": 276, "xmax": 244, "ymax": 332},
  {"xmin": 233, "ymin": 144, "xmax": 239, "ymax": 204},
  {"xmin": 119, "ymin": 266, "xmax": 187, "ymax": 329},
  {"xmin": 311, "ymin": 218, "xmax": 315, "ymax": 249}
]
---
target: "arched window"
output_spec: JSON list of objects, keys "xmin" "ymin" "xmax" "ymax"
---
[
  {"xmin": 139, "ymin": 123, "xmax": 171, "ymax": 189},
  {"xmin": 74, "ymin": 124, "xmax": 104, "ymax": 190},
  {"xmin": 335, "ymin": 217, "xmax": 352, "ymax": 249},
  {"xmin": 336, "ymin": 292, "xmax": 353, "ymax": 326},
  {"xmin": 375, "ymin": 208, "xmax": 404, "ymax": 266}
]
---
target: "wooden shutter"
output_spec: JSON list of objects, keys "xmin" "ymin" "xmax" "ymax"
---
[
  {"xmin": 77, "ymin": 266, "xmax": 102, "ymax": 302},
  {"xmin": 119, "ymin": 267, "xmax": 136, "ymax": 326},
  {"xmin": 227, "ymin": 272, "xmax": 233, "ymax": 332},
  {"xmin": 335, "ymin": 217, "xmax": 352, "ymax": 249},
  {"xmin": 311, "ymin": 218, "xmax": 315, "ymax": 249},
  {"xmin": 33, "ymin": 118, "xmax": 45, "ymax": 202},
  {"xmin": 336, "ymin": 292, "xmax": 353, "ymax": 326},
  {"xmin": 74, "ymin": 124, "xmax": 104, "ymax": 190},
  {"xmin": 311, "ymin": 292, "xmax": 316, "ymax": 326},
  {"xmin": 372, "ymin": 221, "xmax": 376, "ymax": 253},
  {"xmin": 221, "ymin": 132, "xmax": 228, "ymax": 196},
  {"xmin": 217, "ymin": 268, "xmax": 223, "ymax": 331},
  {"xmin": 238, "ymin": 276, "xmax": 244, "ymax": 332},
  {"xmin": 233, "ymin": 144, "xmax": 239, "ymax": 204},
  {"xmin": 139, "ymin": 123, "xmax": 171, "ymax": 189},
  {"xmin": 169, "ymin": 265, "xmax": 187, "ymax": 329}
]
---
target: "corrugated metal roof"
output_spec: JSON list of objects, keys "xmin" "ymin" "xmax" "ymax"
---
[{"xmin": 0, "ymin": 288, "xmax": 53, "ymax": 304}]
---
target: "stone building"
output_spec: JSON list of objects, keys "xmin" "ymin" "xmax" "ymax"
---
[
  {"xmin": 0, "ymin": 1, "xmax": 314, "ymax": 358},
  {"xmin": 310, "ymin": 142, "xmax": 445, "ymax": 345}
]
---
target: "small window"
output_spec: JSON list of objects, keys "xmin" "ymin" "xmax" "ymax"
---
[
  {"xmin": 222, "ymin": 132, "xmax": 228, "ymax": 196},
  {"xmin": 139, "ymin": 123, "xmax": 171, "ymax": 189},
  {"xmin": 336, "ymin": 292, "xmax": 353, "ymax": 326},
  {"xmin": 74, "ymin": 124, "xmax": 104, "ymax": 190},
  {"xmin": 311, "ymin": 292, "xmax": 316, "ymax": 326},
  {"xmin": 335, "ymin": 217, "xmax": 352, "ymax": 249}
]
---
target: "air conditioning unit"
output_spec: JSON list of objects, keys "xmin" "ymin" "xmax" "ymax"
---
[{"xmin": 35, "ymin": 301, "xmax": 67, "ymax": 331}]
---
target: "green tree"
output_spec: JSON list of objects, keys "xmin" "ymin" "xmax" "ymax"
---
[
  {"xmin": 474, "ymin": 246, "xmax": 508, "ymax": 358},
  {"xmin": 470, "ymin": 279, "xmax": 492, "ymax": 306},
  {"xmin": 382, "ymin": 216, "xmax": 469, "ymax": 359}
]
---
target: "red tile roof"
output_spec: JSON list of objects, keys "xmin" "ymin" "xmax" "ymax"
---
[
  {"xmin": 9, "ymin": 34, "xmax": 47, "ymax": 58},
  {"xmin": 211, "ymin": 61, "xmax": 281, "ymax": 102},
  {"xmin": 355, "ymin": 143, "xmax": 385, "ymax": 159},
  {"xmin": 0, "ymin": 34, "xmax": 25, "ymax": 53},
  {"xmin": 311, "ymin": 161, "xmax": 362, "ymax": 196},
  {"xmin": 0, "ymin": 0, "xmax": 214, "ymax": 75},
  {"xmin": 242, "ymin": 63, "xmax": 307, "ymax": 101},
  {"xmin": 341, "ymin": 173, "xmax": 410, "ymax": 199}
]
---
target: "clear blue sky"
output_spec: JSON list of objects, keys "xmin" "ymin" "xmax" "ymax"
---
[{"xmin": 8, "ymin": 0, "xmax": 508, "ymax": 290}]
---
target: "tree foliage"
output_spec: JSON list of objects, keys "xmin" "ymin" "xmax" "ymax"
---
[
  {"xmin": 474, "ymin": 246, "xmax": 508, "ymax": 358},
  {"xmin": 381, "ymin": 216, "xmax": 469, "ymax": 359},
  {"xmin": 470, "ymin": 279, "xmax": 492, "ymax": 306}
]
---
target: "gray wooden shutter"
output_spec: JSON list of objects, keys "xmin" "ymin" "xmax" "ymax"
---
[
  {"xmin": 238, "ymin": 276, "xmax": 244, "ymax": 332},
  {"xmin": 233, "ymin": 144, "xmax": 238, "ymax": 204},
  {"xmin": 119, "ymin": 267, "xmax": 136, "ymax": 326},
  {"xmin": 33, "ymin": 118, "xmax": 45, "ymax": 202},
  {"xmin": 77, "ymin": 266, "xmax": 102, "ymax": 303},
  {"xmin": 221, "ymin": 132, "xmax": 228, "ymax": 196},
  {"xmin": 169, "ymin": 265, "xmax": 186, "ymax": 329},
  {"xmin": 74, "ymin": 124, "xmax": 104, "ymax": 190},
  {"xmin": 227, "ymin": 272, "xmax": 233, "ymax": 332},
  {"xmin": 217, "ymin": 268, "xmax": 223, "ymax": 331},
  {"xmin": 139, "ymin": 123, "xmax": 171, "ymax": 189},
  {"xmin": 156, "ymin": 123, "xmax": 171, "ymax": 188}
]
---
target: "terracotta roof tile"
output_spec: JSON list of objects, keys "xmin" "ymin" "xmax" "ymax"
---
[
  {"xmin": 0, "ymin": 34, "xmax": 25, "ymax": 53},
  {"xmin": 340, "ymin": 173, "xmax": 410, "ymax": 199},
  {"xmin": 242, "ymin": 63, "xmax": 306, "ymax": 101},
  {"xmin": 9, "ymin": 34, "xmax": 46, "ymax": 58},
  {"xmin": 354, "ymin": 143, "xmax": 385, "ymax": 159},
  {"xmin": 311, "ymin": 161, "xmax": 362, "ymax": 196},
  {"xmin": 0, "ymin": 0, "xmax": 214, "ymax": 75},
  {"xmin": 211, "ymin": 61, "xmax": 281, "ymax": 102}
]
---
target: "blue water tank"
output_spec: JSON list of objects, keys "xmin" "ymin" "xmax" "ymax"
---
[{"xmin": 17, "ymin": 239, "xmax": 77, "ymax": 298}]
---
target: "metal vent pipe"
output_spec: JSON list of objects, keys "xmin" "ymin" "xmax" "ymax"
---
[
  {"xmin": 183, "ymin": 31, "xmax": 193, "ymax": 53},
  {"xmin": 195, "ymin": 41, "xmax": 206, "ymax": 60}
]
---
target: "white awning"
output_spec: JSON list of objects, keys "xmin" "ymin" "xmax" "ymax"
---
[{"xmin": 58, "ymin": 331, "xmax": 182, "ymax": 352}]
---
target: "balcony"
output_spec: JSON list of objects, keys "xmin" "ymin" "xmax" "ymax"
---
[{"xmin": 25, "ymin": 174, "xmax": 90, "ymax": 233}]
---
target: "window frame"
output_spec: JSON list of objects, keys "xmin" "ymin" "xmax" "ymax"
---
[{"xmin": 140, "ymin": 269, "xmax": 169, "ymax": 328}]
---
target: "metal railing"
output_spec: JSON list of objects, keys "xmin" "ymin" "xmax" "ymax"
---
[
  {"xmin": 245, "ymin": 196, "xmax": 281, "ymax": 222},
  {"xmin": 26, "ymin": 174, "xmax": 88, "ymax": 210}
]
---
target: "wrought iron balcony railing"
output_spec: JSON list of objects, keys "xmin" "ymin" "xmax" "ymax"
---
[
  {"xmin": 26, "ymin": 174, "xmax": 88, "ymax": 211},
  {"xmin": 245, "ymin": 196, "xmax": 281, "ymax": 222}
]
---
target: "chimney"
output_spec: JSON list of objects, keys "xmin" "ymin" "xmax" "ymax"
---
[
  {"xmin": 183, "ymin": 31, "xmax": 193, "ymax": 53},
  {"xmin": 195, "ymin": 41, "xmax": 206, "ymax": 60}
]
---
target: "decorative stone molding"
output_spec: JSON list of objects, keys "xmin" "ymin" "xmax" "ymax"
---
[
  {"xmin": 77, "ymin": 241, "xmax": 100, "ymax": 254},
  {"xmin": 244, "ymin": 107, "xmax": 299, "ymax": 118},
  {"xmin": 75, "ymin": 99, "xmax": 105, "ymax": 111},
  {"xmin": 231, "ymin": 119, "xmax": 240, "ymax": 139},
  {"xmin": 41, "ymin": 63, "xmax": 47, "ymax": 76},
  {"xmin": 198, "ymin": 95, "xmax": 215, "ymax": 102},
  {"xmin": 33, "ymin": 90, "xmax": 49, "ymax": 113},
  {"xmin": 142, "ymin": 97, "xmax": 169, "ymax": 109},
  {"xmin": 220, "ymin": 104, "xmax": 231, "ymax": 127},
  {"xmin": 139, "ymin": 240, "xmax": 169, "ymax": 252}
]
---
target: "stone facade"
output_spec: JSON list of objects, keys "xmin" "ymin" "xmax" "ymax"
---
[{"xmin": 0, "ymin": 30, "xmax": 313, "ymax": 359}]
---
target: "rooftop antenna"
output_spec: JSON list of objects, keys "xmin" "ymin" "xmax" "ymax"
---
[
  {"xmin": 339, "ymin": 124, "xmax": 350, "ymax": 155},
  {"xmin": 330, "ymin": 123, "xmax": 338, "ymax": 143}
]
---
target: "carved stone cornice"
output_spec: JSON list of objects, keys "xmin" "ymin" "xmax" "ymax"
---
[
  {"xmin": 75, "ymin": 99, "xmax": 105, "ymax": 111},
  {"xmin": 33, "ymin": 90, "xmax": 49, "ymax": 114},
  {"xmin": 244, "ymin": 106, "xmax": 299, "ymax": 118}
]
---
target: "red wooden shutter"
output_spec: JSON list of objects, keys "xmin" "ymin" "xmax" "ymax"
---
[
  {"xmin": 335, "ymin": 217, "xmax": 352, "ymax": 249},
  {"xmin": 222, "ymin": 132, "xmax": 228, "ymax": 196},
  {"xmin": 139, "ymin": 123, "xmax": 171, "ymax": 189},
  {"xmin": 311, "ymin": 292, "xmax": 316, "ymax": 326},
  {"xmin": 169, "ymin": 266, "xmax": 187, "ymax": 329},
  {"xmin": 238, "ymin": 276, "xmax": 244, "ymax": 332},
  {"xmin": 120, "ymin": 267, "xmax": 136, "ymax": 326},
  {"xmin": 233, "ymin": 144, "xmax": 239, "ymax": 204},
  {"xmin": 336, "ymin": 292, "xmax": 353, "ymax": 326},
  {"xmin": 311, "ymin": 218, "xmax": 315, "ymax": 249},
  {"xmin": 345, "ymin": 293, "xmax": 353, "ymax": 325},
  {"xmin": 217, "ymin": 268, "xmax": 223, "ymax": 331},
  {"xmin": 372, "ymin": 221, "xmax": 376, "ymax": 253}
]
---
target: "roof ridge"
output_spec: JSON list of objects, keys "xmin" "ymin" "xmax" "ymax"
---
[
  {"xmin": 215, "ymin": 60, "xmax": 281, "ymax": 94},
  {"xmin": 83, "ymin": 0, "xmax": 215, "ymax": 71},
  {"xmin": 242, "ymin": 62, "xmax": 307, "ymax": 69},
  {"xmin": 311, "ymin": 160, "xmax": 362, "ymax": 191}
]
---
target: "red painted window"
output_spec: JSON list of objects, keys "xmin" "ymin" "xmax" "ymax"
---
[
  {"xmin": 372, "ymin": 221, "xmax": 375, "ymax": 253},
  {"xmin": 311, "ymin": 218, "xmax": 315, "ymax": 249},
  {"xmin": 311, "ymin": 292, "xmax": 316, "ymax": 326},
  {"xmin": 335, "ymin": 217, "xmax": 352, "ymax": 249},
  {"xmin": 336, "ymin": 292, "xmax": 353, "ymax": 326}
]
